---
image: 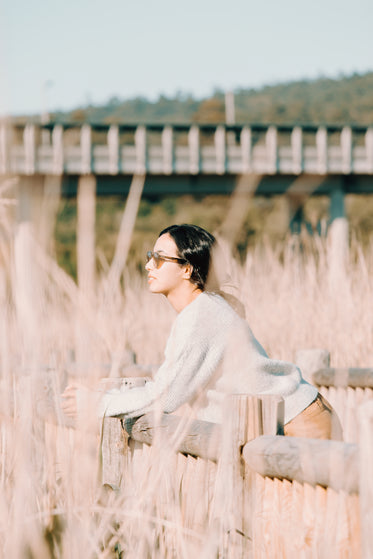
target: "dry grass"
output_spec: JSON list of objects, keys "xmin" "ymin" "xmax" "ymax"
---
[{"xmin": 0, "ymin": 182, "xmax": 372, "ymax": 558}]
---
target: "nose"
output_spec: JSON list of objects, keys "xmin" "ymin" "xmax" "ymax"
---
[{"xmin": 145, "ymin": 259, "xmax": 153, "ymax": 271}]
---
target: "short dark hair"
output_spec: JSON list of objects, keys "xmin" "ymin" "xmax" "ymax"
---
[{"xmin": 159, "ymin": 224, "xmax": 216, "ymax": 291}]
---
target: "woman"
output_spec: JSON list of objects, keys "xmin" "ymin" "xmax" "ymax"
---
[{"xmin": 62, "ymin": 224, "xmax": 341, "ymax": 439}]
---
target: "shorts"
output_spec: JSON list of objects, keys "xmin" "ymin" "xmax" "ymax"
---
[{"xmin": 284, "ymin": 393, "xmax": 343, "ymax": 440}]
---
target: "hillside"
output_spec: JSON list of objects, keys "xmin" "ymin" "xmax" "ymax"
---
[{"xmin": 43, "ymin": 71, "xmax": 373, "ymax": 126}]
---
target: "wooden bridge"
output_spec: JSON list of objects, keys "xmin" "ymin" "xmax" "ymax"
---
[
  {"xmin": 2, "ymin": 121, "xmax": 373, "ymax": 227},
  {"xmin": 1, "ymin": 122, "xmax": 373, "ymax": 182},
  {"xmin": 2, "ymin": 121, "xmax": 372, "ymax": 294}
]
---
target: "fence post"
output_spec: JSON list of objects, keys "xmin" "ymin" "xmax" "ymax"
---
[
  {"xmin": 101, "ymin": 417, "xmax": 129, "ymax": 492},
  {"xmin": 210, "ymin": 394, "xmax": 283, "ymax": 558},
  {"xmin": 358, "ymin": 400, "xmax": 373, "ymax": 559},
  {"xmin": 295, "ymin": 348, "xmax": 331, "ymax": 385}
]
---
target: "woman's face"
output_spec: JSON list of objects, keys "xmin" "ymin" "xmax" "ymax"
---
[{"xmin": 145, "ymin": 233, "xmax": 190, "ymax": 297}]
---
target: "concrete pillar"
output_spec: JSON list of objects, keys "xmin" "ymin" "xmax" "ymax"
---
[
  {"xmin": 38, "ymin": 175, "xmax": 62, "ymax": 254},
  {"xmin": 14, "ymin": 176, "xmax": 44, "ymax": 362},
  {"xmin": 330, "ymin": 185, "xmax": 346, "ymax": 223},
  {"xmin": 328, "ymin": 184, "xmax": 348, "ymax": 275},
  {"xmin": 77, "ymin": 175, "xmax": 96, "ymax": 299},
  {"xmin": 286, "ymin": 194, "xmax": 306, "ymax": 235},
  {"xmin": 75, "ymin": 174, "xmax": 96, "ymax": 366},
  {"xmin": 16, "ymin": 174, "xmax": 61, "ymax": 256},
  {"xmin": 289, "ymin": 204, "xmax": 304, "ymax": 235}
]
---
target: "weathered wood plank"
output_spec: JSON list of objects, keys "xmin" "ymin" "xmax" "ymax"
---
[
  {"xmin": 242, "ymin": 435, "xmax": 358, "ymax": 493},
  {"xmin": 101, "ymin": 416, "xmax": 129, "ymax": 491}
]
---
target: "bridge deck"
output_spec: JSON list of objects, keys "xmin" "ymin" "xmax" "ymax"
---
[{"xmin": 1, "ymin": 123, "xmax": 373, "ymax": 178}]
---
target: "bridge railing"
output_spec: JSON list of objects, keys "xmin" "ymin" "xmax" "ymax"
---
[{"xmin": 1, "ymin": 122, "xmax": 373, "ymax": 176}]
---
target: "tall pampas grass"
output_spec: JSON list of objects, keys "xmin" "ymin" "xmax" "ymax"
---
[{"xmin": 0, "ymin": 178, "xmax": 372, "ymax": 557}]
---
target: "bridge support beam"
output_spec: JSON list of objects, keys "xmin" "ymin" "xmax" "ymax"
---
[
  {"xmin": 328, "ymin": 184, "xmax": 348, "ymax": 274},
  {"xmin": 75, "ymin": 174, "xmax": 96, "ymax": 365},
  {"xmin": 77, "ymin": 175, "xmax": 96, "ymax": 299},
  {"xmin": 288, "ymin": 195, "xmax": 305, "ymax": 235},
  {"xmin": 14, "ymin": 175, "xmax": 54, "ymax": 362}
]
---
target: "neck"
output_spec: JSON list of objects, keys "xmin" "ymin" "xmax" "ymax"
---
[{"xmin": 167, "ymin": 285, "xmax": 203, "ymax": 313}]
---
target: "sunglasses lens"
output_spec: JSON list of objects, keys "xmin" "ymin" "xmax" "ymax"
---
[
  {"xmin": 153, "ymin": 252, "xmax": 161, "ymax": 268},
  {"xmin": 146, "ymin": 251, "xmax": 162, "ymax": 268}
]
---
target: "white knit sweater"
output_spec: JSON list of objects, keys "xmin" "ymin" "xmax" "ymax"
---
[{"xmin": 99, "ymin": 292, "xmax": 318, "ymax": 424}]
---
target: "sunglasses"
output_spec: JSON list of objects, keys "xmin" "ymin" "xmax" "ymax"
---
[{"xmin": 146, "ymin": 251, "xmax": 187, "ymax": 269}]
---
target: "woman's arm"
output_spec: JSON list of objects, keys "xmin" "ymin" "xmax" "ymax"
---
[{"xmin": 99, "ymin": 304, "xmax": 226, "ymax": 418}]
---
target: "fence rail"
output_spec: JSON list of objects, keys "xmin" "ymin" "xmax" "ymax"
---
[{"xmin": 1, "ymin": 122, "xmax": 373, "ymax": 176}]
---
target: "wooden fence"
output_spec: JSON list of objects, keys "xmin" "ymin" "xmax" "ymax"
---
[
  {"xmin": 98, "ymin": 349, "xmax": 373, "ymax": 558},
  {"xmin": 101, "ymin": 404, "xmax": 369, "ymax": 556}
]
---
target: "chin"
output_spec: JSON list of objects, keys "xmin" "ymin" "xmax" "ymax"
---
[{"xmin": 148, "ymin": 282, "xmax": 162, "ymax": 294}]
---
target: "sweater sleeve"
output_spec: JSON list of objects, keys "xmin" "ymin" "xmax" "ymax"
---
[{"xmin": 98, "ymin": 296, "xmax": 226, "ymax": 418}]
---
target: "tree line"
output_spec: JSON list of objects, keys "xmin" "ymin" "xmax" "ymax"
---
[{"xmin": 44, "ymin": 71, "xmax": 373, "ymax": 126}]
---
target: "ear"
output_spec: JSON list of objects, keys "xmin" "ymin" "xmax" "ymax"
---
[{"xmin": 182, "ymin": 263, "xmax": 193, "ymax": 280}]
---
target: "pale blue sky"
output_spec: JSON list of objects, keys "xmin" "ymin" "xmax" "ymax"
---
[{"xmin": 1, "ymin": 0, "xmax": 372, "ymax": 116}]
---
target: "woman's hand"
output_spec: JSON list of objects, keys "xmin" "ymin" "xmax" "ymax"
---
[
  {"xmin": 61, "ymin": 382, "xmax": 100, "ymax": 421},
  {"xmin": 61, "ymin": 383, "xmax": 80, "ymax": 419}
]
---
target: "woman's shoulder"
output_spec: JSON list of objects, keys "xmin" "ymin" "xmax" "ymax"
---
[
  {"xmin": 179, "ymin": 291, "xmax": 240, "ymax": 330},
  {"xmin": 201, "ymin": 291, "xmax": 245, "ymax": 318}
]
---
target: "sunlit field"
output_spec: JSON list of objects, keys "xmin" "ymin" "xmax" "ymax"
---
[{"xmin": 0, "ymin": 188, "xmax": 372, "ymax": 558}]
